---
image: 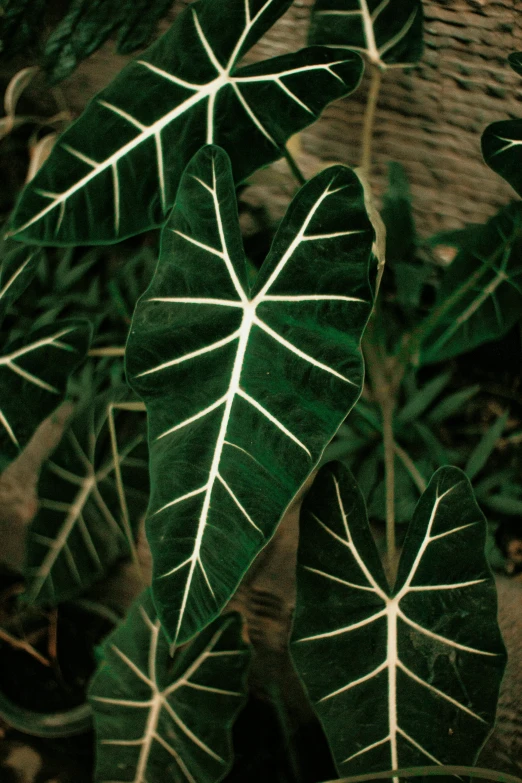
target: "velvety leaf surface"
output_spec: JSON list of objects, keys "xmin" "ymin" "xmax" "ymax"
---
[
  {"xmin": 309, "ymin": 0, "xmax": 423, "ymax": 69},
  {"xmin": 419, "ymin": 202, "xmax": 522, "ymax": 365},
  {"xmin": 89, "ymin": 590, "xmax": 249, "ymax": 783},
  {"xmin": 291, "ymin": 462, "xmax": 506, "ymax": 779},
  {"xmin": 24, "ymin": 389, "xmax": 149, "ymax": 605},
  {"xmin": 0, "ymin": 319, "xmax": 91, "ymax": 464},
  {"xmin": 0, "ymin": 239, "xmax": 41, "ymax": 326},
  {"xmin": 126, "ymin": 145, "xmax": 374, "ymax": 644},
  {"xmin": 10, "ymin": 0, "xmax": 363, "ymax": 244},
  {"xmin": 482, "ymin": 56, "xmax": 522, "ymax": 196},
  {"xmin": 43, "ymin": 0, "xmax": 175, "ymax": 83}
]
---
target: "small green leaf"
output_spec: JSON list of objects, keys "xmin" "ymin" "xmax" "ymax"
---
[
  {"xmin": 0, "ymin": 0, "xmax": 47, "ymax": 59},
  {"xmin": 465, "ymin": 410, "xmax": 509, "ymax": 481},
  {"xmin": 309, "ymin": 0, "xmax": 424, "ymax": 69},
  {"xmin": 412, "ymin": 422, "xmax": 451, "ymax": 468},
  {"xmin": 396, "ymin": 372, "xmax": 452, "ymax": 426},
  {"xmin": 419, "ymin": 203, "xmax": 522, "ymax": 365},
  {"xmin": 89, "ymin": 590, "xmax": 249, "ymax": 783},
  {"xmin": 24, "ymin": 388, "xmax": 149, "ymax": 605},
  {"xmin": 42, "ymin": 0, "xmax": 174, "ymax": 83},
  {"xmin": 291, "ymin": 462, "xmax": 506, "ymax": 777},
  {"xmin": 11, "ymin": 0, "xmax": 363, "ymax": 244},
  {"xmin": 0, "ymin": 319, "xmax": 92, "ymax": 463},
  {"xmin": 0, "ymin": 239, "xmax": 41, "ymax": 326},
  {"xmin": 126, "ymin": 145, "xmax": 374, "ymax": 645},
  {"xmin": 427, "ymin": 385, "xmax": 480, "ymax": 425},
  {"xmin": 483, "ymin": 493, "xmax": 522, "ymax": 517}
]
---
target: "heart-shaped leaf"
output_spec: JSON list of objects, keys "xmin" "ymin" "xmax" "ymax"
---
[
  {"xmin": 0, "ymin": 239, "xmax": 41, "ymax": 326},
  {"xmin": 0, "ymin": 319, "xmax": 92, "ymax": 464},
  {"xmin": 10, "ymin": 0, "xmax": 363, "ymax": 245},
  {"xmin": 418, "ymin": 202, "xmax": 522, "ymax": 365},
  {"xmin": 89, "ymin": 590, "xmax": 249, "ymax": 783},
  {"xmin": 24, "ymin": 389, "xmax": 149, "ymax": 605},
  {"xmin": 482, "ymin": 53, "xmax": 522, "ymax": 196},
  {"xmin": 291, "ymin": 462, "xmax": 506, "ymax": 778},
  {"xmin": 126, "ymin": 144, "xmax": 374, "ymax": 644},
  {"xmin": 309, "ymin": 0, "xmax": 424, "ymax": 69}
]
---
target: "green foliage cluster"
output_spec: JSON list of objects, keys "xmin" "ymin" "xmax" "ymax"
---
[{"xmin": 0, "ymin": 1, "xmax": 521, "ymax": 782}]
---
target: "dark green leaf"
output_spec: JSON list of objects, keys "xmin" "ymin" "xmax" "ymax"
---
[
  {"xmin": 482, "ymin": 120, "xmax": 522, "ymax": 197},
  {"xmin": 508, "ymin": 51, "xmax": 522, "ymax": 76},
  {"xmin": 126, "ymin": 145, "xmax": 374, "ymax": 644},
  {"xmin": 0, "ymin": 239, "xmax": 41, "ymax": 325},
  {"xmin": 10, "ymin": 0, "xmax": 363, "ymax": 244},
  {"xmin": 427, "ymin": 385, "xmax": 480, "ymax": 425},
  {"xmin": 291, "ymin": 462, "xmax": 506, "ymax": 778},
  {"xmin": 0, "ymin": 320, "xmax": 92, "ymax": 463},
  {"xmin": 89, "ymin": 591, "xmax": 249, "ymax": 783},
  {"xmin": 43, "ymin": 0, "xmax": 174, "ymax": 84},
  {"xmin": 483, "ymin": 493, "xmax": 522, "ymax": 516},
  {"xmin": 465, "ymin": 410, "xmax": 509, "ymax": 481},
  {"xmin": 481, "ymin": 54, "xmax": 522, "ymax": 194},
  {"xmin": 412, "ymin": 422, "xmax": 451, "ymax": 468},
  {"xmin": 419, "ymin": 203, "xmax": 522, "ymax": 364},
  {"xmin": 396, "ymin": 372, "xmax": 452, "ymax": 426},
  {"xmin": 309, "ymin": 0, "xmax": 423, "ymax": 69},
  {"xmin": 24, "ymin": 388, "xmax": 149, "ymax": 605},
  {"xmin": 0, "ymin": 0, "xmax": 47, "ymax": 59}
]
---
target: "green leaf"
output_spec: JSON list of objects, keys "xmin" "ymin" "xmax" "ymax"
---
[
  {"xmin": 0, "ymin": 239, "xmax": 41, "ymax": 326},
  {"xmin": 309, "ymin": 0, "xmax": 423, "ymax": 69},
  {"xmin": 0, "ymin": 320, "xmax": 92, "ymax": 463},
  {"xmin": 419, "ymin": 203, "xmax": 522, "ymax": 365},
  {"xmin": 482, "ymin": 120, "xmax": 522, "ymax": 197},
  {"xmin": 481, "ymin": 54, "xmax": 522, "ymax": 195},
  {"xmin": 43, "ymin": 0, "xmax": 174, "ymax": 84},
  {"xmin": 483, "ymin": 493, "xmax": 522, "ymax": 517},
  {"xmin": 291, "ymin": 462, "xmax": 506, "ymax": 778},
  {"xmin": 0, "ymin": 0, "xmax": 47, "ymax": 59},
  {"xmin": 10, "ymin": 0, "xmax": 363, "ymax": 245},
  {"xmin": 24, "ymin": 389, "xmax": 149, "ymax": 605},
  {"xmin": 126, "ymin": 145, "xmax": 374, "ymax": 644},
  {"xmin": 396, "ymin": 372, "xmax": 452, "ymax": 426},
  {"xmin": 465, "ymin": 410, "xmax": 509, "ymax": 481},
  {"xmin": 426, "ymin": 385, "xmax": 480, "ymax": 425},
  {"xmin": 508, "ymin": 51, "xmax": 522, "ymax": 76},
  {"xmin": 89, "ymin": 590, "xmax": 249, "ymax": 783}
]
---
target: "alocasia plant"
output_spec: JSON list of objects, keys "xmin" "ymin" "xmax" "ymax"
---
[
  {"xmin": 89, "ymin": 590, "xmax": 250, "ymax": 783},
  {"xmin": 126, "ymin": 144, "xmax": 374, "ymax": 644},
  {"xmin": 291, "ymin": 462, "xmax": 506, "ymax": 776},
  {"xmin": 0, "ymin": 1, "xmax": 513, "ymax": 781},
  {"xmin": 9, "ymin": 0, "xmax": 364, "ymax": 244}
]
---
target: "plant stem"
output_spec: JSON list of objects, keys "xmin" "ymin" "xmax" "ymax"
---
[
  {"xmin": 360, "ymin": 64, "xmax": 382, "ymax": 176},
  {"xmin": 0, "ymin": 627, "xmax": 50, "ymax": 667},
  {"xmin": 393, "ymin": 442, "xmax": 427, "ymax": 493},
  {"xmin": 88, "ymin": 347, "xmax": 126, "ymax": 357},
  {"xmin": 281, "ymin": 143, "xmax": 306, "ymax": 187}
]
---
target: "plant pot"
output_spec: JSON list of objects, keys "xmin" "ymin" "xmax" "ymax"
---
[{"xmin": 0, "ymin": 598, "xmax": 120, "ymax": 738}]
